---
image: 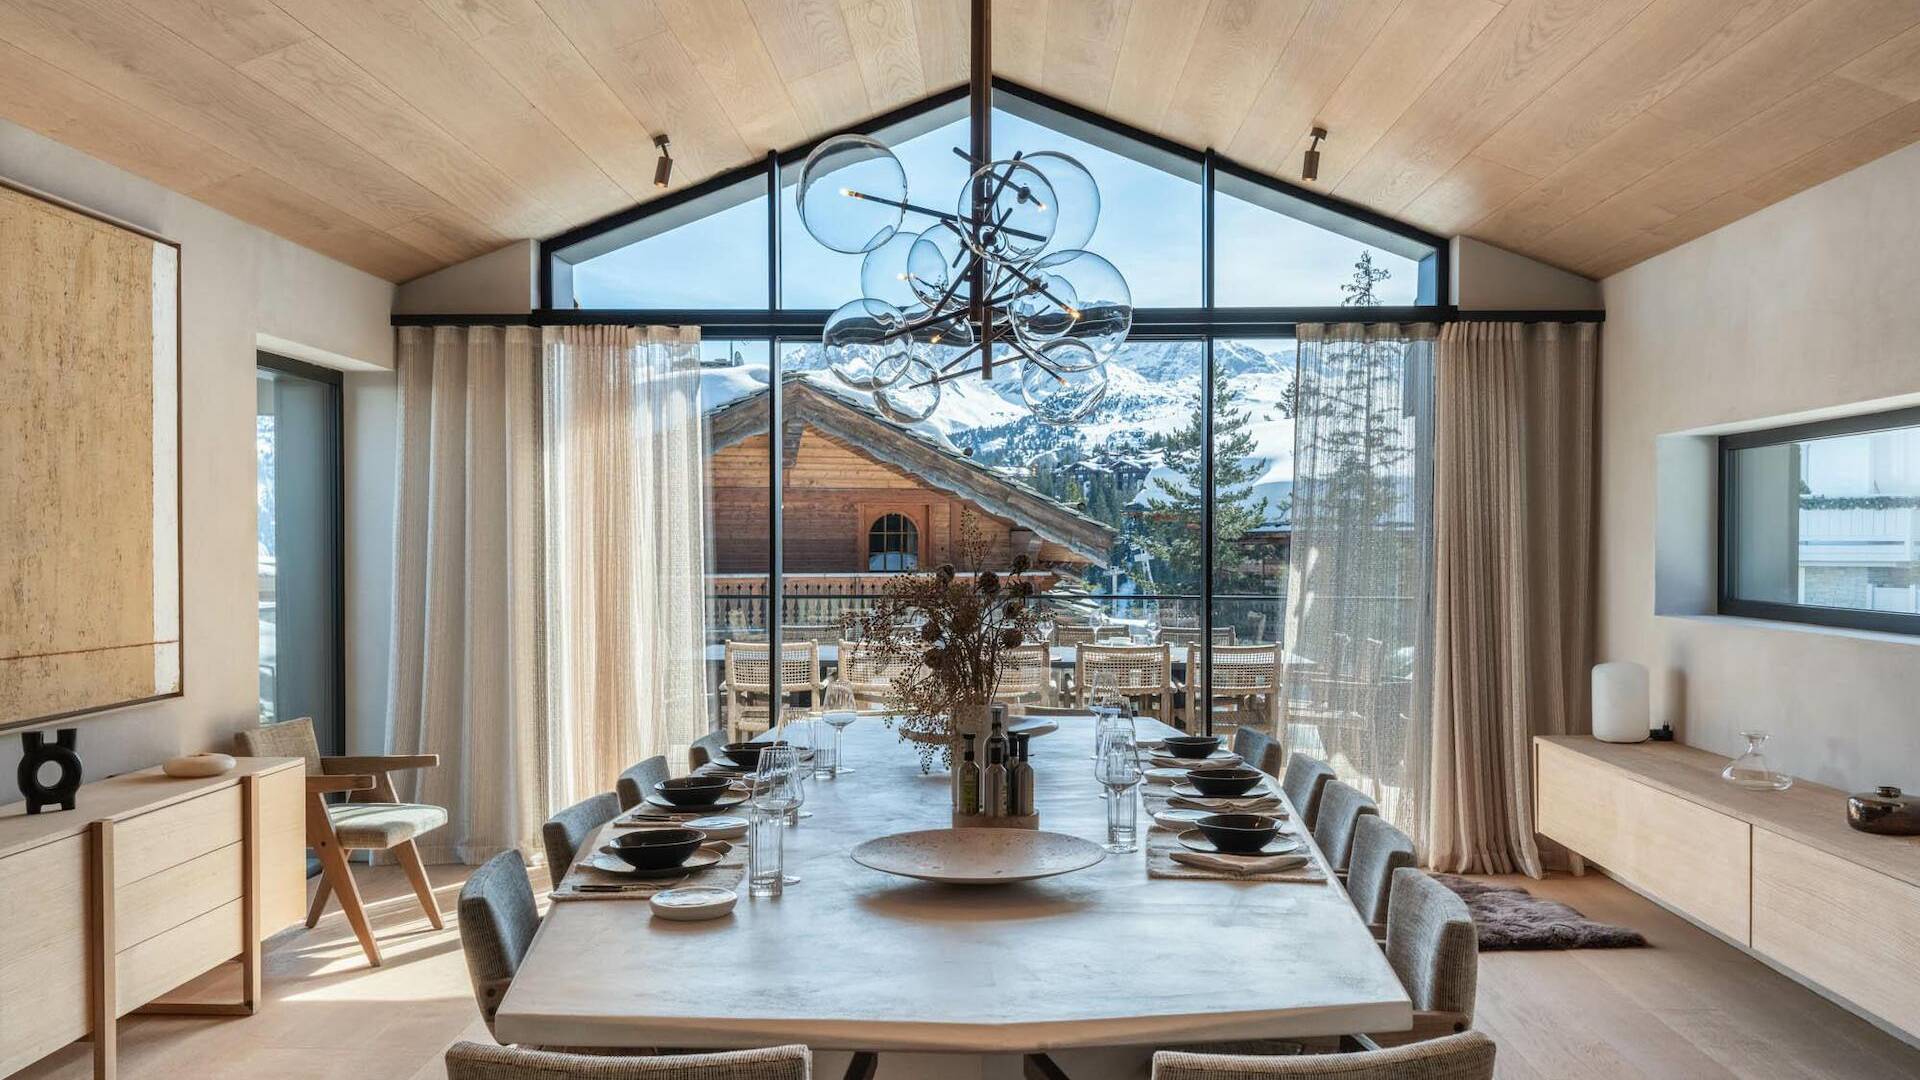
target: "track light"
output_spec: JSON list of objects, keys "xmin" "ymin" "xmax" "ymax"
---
[
  {"xmin": 653, "ymin": 134, "xmax": 673, "ymax": 189},
  {"xmin": 1303, "ymin": 126, "xmax": 1327, "ymax": 182}
]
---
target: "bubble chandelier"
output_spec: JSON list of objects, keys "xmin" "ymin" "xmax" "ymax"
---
[{"xmin": 794, "ymin": 0, "xmax": 1130, "ymax": 426}]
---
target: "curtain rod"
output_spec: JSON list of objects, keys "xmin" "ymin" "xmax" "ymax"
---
[{"xmin": 390, "ymin": 307, "xmax": 1605, "ymax": 329}]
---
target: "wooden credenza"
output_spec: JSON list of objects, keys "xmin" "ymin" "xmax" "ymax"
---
[
  {"xmin": 1535, "ymin": 736, "xmax": 1920, "ymax": 1041},
  {"xmin": 0, "ymin": 756, "xmax": 304, "ymax": 1078}
]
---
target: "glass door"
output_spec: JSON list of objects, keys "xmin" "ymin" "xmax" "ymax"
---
[{"xmin": 256, "ymin": 355, "xmax": 343, "ymax": 754}]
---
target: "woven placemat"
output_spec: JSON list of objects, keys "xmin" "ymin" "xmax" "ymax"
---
[
  {"xmin": 550, "ymin": 827, "xmax": 750, "ymax": 902},
  {"xmin": 1140, "ymin": 786, "xmax": 1325, "ymax": 884}
]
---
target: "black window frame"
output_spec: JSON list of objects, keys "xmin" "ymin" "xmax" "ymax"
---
[{"xmin": 1719, "ymin": 404, "xmax": 1920, "ymax": 636}]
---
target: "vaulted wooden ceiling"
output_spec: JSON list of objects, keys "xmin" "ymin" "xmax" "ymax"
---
[{"xmin": 4, "ymin": 0, "xmax": 1917, "ymax": 285}]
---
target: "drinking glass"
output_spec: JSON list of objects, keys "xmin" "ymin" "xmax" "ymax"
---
[
  {"xmin": 747, "ymin": 805, "xmax": 784, "ymax": 899},
  {"xmin": 820, "ymin": 678, "xmax": 858, "ymax": 778},
  {"xmin": 750, "ymin": 746, "xmax": 804, "ymax": 884},
  {"xmin": 1094, "ymin": 724, "xmax": 1143, "ymax": 852},
  {"xmin": 1088, "ymin": 672, "xmax": 1121, "ymax": 758}
]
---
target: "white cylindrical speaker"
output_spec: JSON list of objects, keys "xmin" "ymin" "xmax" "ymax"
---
[{"xmin": 1591, "ymin": 661, "xmax": 1651, "ymax": 744}]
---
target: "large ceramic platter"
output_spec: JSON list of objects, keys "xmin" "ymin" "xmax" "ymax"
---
[{"xmin": 850, "ymin": 828, "xmax": 1106, "ymax": 885}]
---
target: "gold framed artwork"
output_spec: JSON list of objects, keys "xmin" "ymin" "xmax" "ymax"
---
[{"xmin": 0, "ymin": 179, "xmax": 182, "ymax": 730}]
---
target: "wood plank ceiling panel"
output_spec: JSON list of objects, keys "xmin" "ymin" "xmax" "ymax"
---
[{"xmin": 1, "ymin": 0, "xmax": 1917, "ymax": 284}]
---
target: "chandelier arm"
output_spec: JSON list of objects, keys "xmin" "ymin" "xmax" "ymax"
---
[
  {"xmin": 843, "ymin": 188, "xmax": 1047, "ymax": 244},
  {"xmin": 993, "ymin": 260, "xmax": 1078, "ymax": 315}
]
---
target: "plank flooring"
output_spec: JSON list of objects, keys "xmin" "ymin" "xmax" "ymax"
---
[{"xmin": 12, "ymin": 866, "xmax": 1920, "ymax": 1079}]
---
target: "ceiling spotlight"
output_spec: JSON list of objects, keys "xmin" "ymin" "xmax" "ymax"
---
[
  {"xmin": 1303, "ymin": 126, "xmax": 1327, "ymax": 182},
  {"xmin": 652, "ymin": 134, "xmax": 673, "ymax": 189}
]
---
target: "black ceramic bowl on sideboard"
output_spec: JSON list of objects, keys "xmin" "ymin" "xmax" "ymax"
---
[
  {"xmin": 1185, "ymin": 766, "xmax": 1264, "ymax": 798},
  {"xmin": 655, "ymin": 776, "xmax": 731, "ymax": 806},
  {"xmin": 1195, "ymin": 813, "xmax": 1281, "ymax": 854},
  {"xmin": 606, "ymin": 827, "xmax": 706, "ymax": 870},
  {"xmin": 1161, "ymin": 735, "xmax": 1222, "ymax": 760}
]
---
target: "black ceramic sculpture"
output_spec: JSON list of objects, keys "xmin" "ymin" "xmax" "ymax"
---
[{"xmin": 17, "ymin": 728, "xmax": 83, "ymax": 814}]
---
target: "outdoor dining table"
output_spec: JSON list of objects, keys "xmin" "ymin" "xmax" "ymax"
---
[{"xmin": 495, "ymin": 716, "xmax": 1410, "ymax": 1076}]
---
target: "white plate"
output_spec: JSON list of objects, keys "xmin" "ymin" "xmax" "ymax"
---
[
  {"xmin": 683, "ymin": 814, "xmax": 749, "ymax": 839},
  {"xmin": 1176, "ymin": 829, "xmax": 1302, "ymax": 856},
  {"xmin": 850, "ymin": 828, "xmax": 1106, "ymax": 885},
  {"xmin": 650, "ymin": 885, "xmax": 738, "ymax": 921},
  {"xmin": 587, "ymin": 843, "xmax": 726, "ymax": 879},
  {"xmin": 1152, "ymin": 807, "xmax": 1213, "ymax": 828},
  {"xmin": 1144, "ymin": 766, "xmax": 1189, "ymax": 784}
]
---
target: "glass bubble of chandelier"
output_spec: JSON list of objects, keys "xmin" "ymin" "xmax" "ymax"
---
[{"xmin": 794, "ymin": 13, "xmax": 1132, "ymax": 428}]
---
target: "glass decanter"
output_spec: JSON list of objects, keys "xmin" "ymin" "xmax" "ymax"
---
[{"xmin": 1721, "ymin": 731, "xmax": 1793, "ymax": 791}]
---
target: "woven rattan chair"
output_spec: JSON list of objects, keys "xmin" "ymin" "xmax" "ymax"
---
[
  {"xmin": 994, "ymin": 644, "xmax": 1052, "ymax": 707},
  {"xmin": 1281, "ymin": 753, "xmax": 1337, "ymax": 831},
  {"xmin": 1186, "ymin": 642, "xmax": 1277, "ymax": 732},
  {"xmin": 722, "ymin": 640, "xmax": 822, "ymax": 741},
  {"xmin": 1278, "ymin": 638, "xmax": 1388, "ymax": 774},
  {"xmin": 839, "ymin": 639, "xmax": 914, "ymax": 709},
  {"xmin": 1313, "ymin": 780, "xmax": 1380, "ymax": 877},
  {"xmin": 542, "ymin": 792, "xmax": 620, "ymax": 875},
  {"xmin": 615, "ymin": 755, "xmax": 671, "ymax": 812},
  {"xmin": 1376, "ymin": 869, "xmax": 1479, "ymax": 1046},
  {"xmin": 1076, "ymin": 643, "xmax": 1175, "ymax": 724},
  {"xmin": 1348, "ymin": 815, "xmax": 1419, "ymax": 939},
  {"xmin": 234, "ymin": 717, "xmax": 443, "ymax": 967},
  {"xmin": 457, "ymin": 850, "xmax": 540, "ymax": 1036},
  {"xmin": 1053, "ymin": 622, "xmax": 1099, "ymax": 647},
  {"xmin": 1159, "ymin": 625, "xmax": 1236, "ymax": 648},
  {"xmin": 1150, "ymin": 1031, "xmax": 1494, "ymax": 1079},
  {"xmin": 445, "ymin": 1041, "xmax": 813, "ymax": 1079}
]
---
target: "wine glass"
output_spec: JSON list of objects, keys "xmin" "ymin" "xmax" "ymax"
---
[
  {"xmin": 750, "ymin": 745, "xmax": 804, "ymax": 884},
  {"xmin": 1094, "ymin": 723, "xmax": 1143, "ymax": 852},
  {"xmin": 820, "ymin": 677, "xmax": 858, "ymax": 778},
  {"xmin": 1087, "ymin": 671, "xmax": 1121, "ymax": 759}
]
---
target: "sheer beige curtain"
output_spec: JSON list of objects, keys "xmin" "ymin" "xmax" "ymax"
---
[
  {"xmin": 542, "ymin": 325, "xmax": 712, "ymax": 810},
  {"xmin": 387, "ymin": 326, "xmax": 547, "ymax": 864},
  {"xmin": 1428, "ymin": 321, "xmax": 1597, "ymax": 877}
]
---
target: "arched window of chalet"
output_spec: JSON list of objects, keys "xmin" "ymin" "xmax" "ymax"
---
[{"xmin": 868, "ymin": 514, "xmax": 919, "ymax": 572}]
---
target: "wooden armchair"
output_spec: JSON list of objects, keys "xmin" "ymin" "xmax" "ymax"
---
[{"xmin": 234, "ymin": 718, "xmax": 445, "ymax": 967}]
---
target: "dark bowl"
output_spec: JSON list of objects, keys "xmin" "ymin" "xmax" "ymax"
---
[
  {"xmin": 655, "ymin": 776, "xmax": 732, "ymax": 806},
  {"xmin": 720, "ymin": 741, "xmax": 785, "ymax": 771},
  {"xmin": 1161, "ymin": 735, "xmax": 1223, "ymax": 760},
  {"xmin": 1186, "ymin": 766, "xmax": 1264, "ymax": 798},
  {"xmin": 607, "ymin": 827, "xmax": 706, "ymax": 869},
  {"xmin": 1196, "ymin": 813, "xmax": 1281, "ymax": 855}
]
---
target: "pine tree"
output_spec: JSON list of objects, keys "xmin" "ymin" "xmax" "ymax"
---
[{"xmin": 1134, "ymin": 381, "xmax": 1269, "ymax": 593}]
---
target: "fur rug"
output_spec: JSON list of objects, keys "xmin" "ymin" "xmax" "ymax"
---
[{"xmin": 1434, "ymin": 874, "xmax": 1648, "ymax": 951}]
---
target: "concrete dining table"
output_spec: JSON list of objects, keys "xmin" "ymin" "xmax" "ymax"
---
[{"xmin": 495, "ymin": 716, "xmax": 1410, "ymax": 1079}]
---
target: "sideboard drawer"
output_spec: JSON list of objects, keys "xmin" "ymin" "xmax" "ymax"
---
[
  {"xmin": 116, "ymin": 841, "xmax": 243, "ymax": 950},
  {"xmin": 116, "ymin": 898, "xmax": 244, "ymax": 1017},
  {"xmin": 115, "ymin": 785, "xmax": 241, "ymax": 885},
  {"xmin": 1753, "ymin": 828, "xmax": 1920, "ymax": 1036},
  {"xmin": 0, "ymin": 835, "xmax": 90, "ymax": 1077},
  {"xmin": 1536, "ymin": 739, "xmax": 1752, "ymax": 942}
]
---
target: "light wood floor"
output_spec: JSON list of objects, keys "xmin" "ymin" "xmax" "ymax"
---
[{"xmin": 16, "ymin": 868, "xmax": 1920, "ymax": 1079}]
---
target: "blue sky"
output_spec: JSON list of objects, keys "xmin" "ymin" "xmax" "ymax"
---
[{"xmin": 569, "ymin": 108, "xmax": 1420, "ymax": 310}]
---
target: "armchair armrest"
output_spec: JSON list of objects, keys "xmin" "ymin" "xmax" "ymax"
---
[
  {"xmin": 321, "ymin": 754, "xmax": 439, "ymax": 775},
  {"xmin": 308, "ymin": 774, "xmax": 375, "ymax": 794}
]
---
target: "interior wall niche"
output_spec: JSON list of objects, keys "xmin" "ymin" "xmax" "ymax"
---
[{"xmin": 0, "ymin": 180, "xmax": 182, "ymax": 730}]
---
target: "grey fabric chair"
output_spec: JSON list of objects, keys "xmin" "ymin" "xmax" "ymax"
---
[
  {"xmin": 1280, "ymin": 753, "xmax": 1337, "ymax": 830},
  {"xmin": 1311, "ymin": 779, "xmax": 1379, "ymax": 876},
  {"xmin": 1150, "ymin": 1031, "xmax": 1494, "ymax": 1079},
  {"xmin": 689, "ymin": 730, "xmax": 727, "ymax": 771},
  {"xmin": 615, "ymin": 755, "xmax": 671, "ymax": 812},
  {"xmin": 542, "ymin": 791, "xmax": 621, "ymax": 875},
  {"xmin": 1233, "ymin": 727, "xmax": 1284, "ymax": 777},
  {"xmin": 1379, "ymin": 868, "xmax": 1479, "ymax": 1046},
  {"xmin": 458, "ymin": 850, "xmax": 541, "ymax": 1034},
  {"xmin": 445, "ymin": 1040, "xmax": 812, "ymax": 1079},
  {"xmin": 1348, "ymin": 815, "xmax": 1418, "ymax": 936}
]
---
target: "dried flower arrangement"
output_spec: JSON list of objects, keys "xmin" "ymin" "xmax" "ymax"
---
[{"xmin": 857, "ymin": 513, "xmax": 1044, "ymax": 770}]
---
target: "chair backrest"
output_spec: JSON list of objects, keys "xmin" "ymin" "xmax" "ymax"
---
[
  {"xmin": 233, "ymin": 717, "xmax": 322, "ymax": 775},
  {"xmin": 615, "ymin": 755, "xmax": 670, "ymax": 812},
  {"xmin": 1348, "ymin": 815, "xmax": 1419, "ymax": 930},
  {"xmin": 688, "ymin": 731, "xmax": 726, "ymax": 771},
  {"xmin": 783, "ymin": 623, "xmax": 838, "ymax": 644},
  {"xmin": 1160, "ymin": 626, "xmax": 1237, "ymax": 647},
  {"xmin": 1150, "ymin": 1031, "xmax": 1494, "ymax": 1079},
  {"xmin": 1231, "ymin": 727, "xmax": 1284, "ymax": 777},
  {"xmin": 1280, "ymin": 753, "xmax": 1337, "ymax": 829},
  {"xmin": 839, "ymin": 640, "xmax": 914, "ymax": 695},
  {"xmin": 542, "ymin": 792, "xmax": 621, "ymax": 874},
  {"xmin": 445, "ymin": 1040, "xmax": 812, "ymax": 1079},
  {"xmin": 1311, "ymin": 779, "xmax": 1380, "ymax": 873},
  {"xmin": 994, "ymin": 644, "xmax": 1050, "ymax": 696},
  {"xmin": 1205, "ymin": 643, "xmax": 1277, "ymax": 691},
  {"xmin": 1077, "ymin": 643, "xmax": 1172, "ymax": 699},
  {"xmin": 1054, "ymin": 623, "xmax": 1098, "ymax": 646},
  {"xmin": 725, "ymin": 640, "xmax": 819, "ymax": 693},
  {"xmin": 457, "ymin": 850, "xmax": 541, "ymax": 1031},
  {"xmin": 1386, "ymin": 868, "xmax": 1479, "ymax": 1021}
]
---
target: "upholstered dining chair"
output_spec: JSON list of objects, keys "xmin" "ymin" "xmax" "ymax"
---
[
  {"xmin": 689, "ymin": 730, "xmax": 727, "ymax": 771},
  {"xmin": 445, "ymin": 1041, "xmax": 812, "ymax": 1079},
  {"xmin": 234, "ymin": 717, "xmax": 444, "ymax": 967},
  {"xmin": 1232, "ymin": 726, "xmax": 1285, "ymax": 778},
  {"xmin": 1280, "ymin": 753, "xmax": 1337, "ymax": 831},
  {"xmin": 1149, "ymin": 1031, "xmax": 1495, "ymax": 1079},
  {"xmin": 1376, "ymin": 869, "xmax": 1479, "ymax": 1046},
  {"xmin": 1312, "ymin": 780, "xmax": 1380, "ymax": 877},
  {"xmin": 458, "ymin": 849, "xmax": 541, "ymax": 1036},
  {"xmin": 1348, "ymin": 816, "xmax": 1419, "ymax": 939},
  {"xmin": 615, "ymin": 755, "xmax": 671, "ymax": 812},
  {"xmin": 542, "ymin": 792, "xmax": 621, "ymax": 875}
]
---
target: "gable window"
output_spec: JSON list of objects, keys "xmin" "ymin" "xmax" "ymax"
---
[{"xmin": 868, "ymin": 513, "xmax": 920, "ymax": 571}]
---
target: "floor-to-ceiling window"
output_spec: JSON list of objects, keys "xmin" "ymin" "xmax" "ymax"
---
[{"xmin": 255, "ymin": 356, "xmax": 343, "ymax": 753}]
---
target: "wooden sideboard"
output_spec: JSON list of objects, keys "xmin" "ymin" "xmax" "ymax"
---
[
  {"xmin": 0, "ymin": 756, "xmax": 304, "ymax": 1078},
  {"xmin": 1534, "ymin": 736, "xmax": 1920, "ymax": 1041}
]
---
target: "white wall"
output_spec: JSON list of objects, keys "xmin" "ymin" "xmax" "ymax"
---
[
  {"xmin": 344, "ymin": 371, "xmax": 399, "ymax": 755},
  {"xmin": 1451, "ymin": 236, "xmax": 1602, "ymax": 310},
  {"xmin": 1599, "ymin": 140, "xmax": 1920, "ymax": 793},
  {"xmin": 1, "ymin": 118, "xmax": 395, "ymax": 801}
]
